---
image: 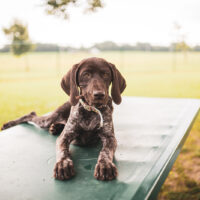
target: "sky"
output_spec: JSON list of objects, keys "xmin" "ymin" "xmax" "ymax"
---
[{"xmin": 0, "ymin": 0, "xmax": 200, "ymax": 47}]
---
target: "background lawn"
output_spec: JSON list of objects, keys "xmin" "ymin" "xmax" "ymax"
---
[{"xmin": 0, "ymin": 51, "xmax": 200, "ymax": 199}]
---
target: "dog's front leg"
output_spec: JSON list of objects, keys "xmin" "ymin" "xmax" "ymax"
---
[
  {"xmin": 54, "ymin": 123, "xmax": 78, "ymax": 180},
  {"xmin": 94, "ymin": 129, "xmax": 118, "ymax": 181}
]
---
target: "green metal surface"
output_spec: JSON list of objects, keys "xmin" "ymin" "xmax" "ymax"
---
[{"xmin": 0, "ymin": 97, "xmax": 199, "ymax": 200}]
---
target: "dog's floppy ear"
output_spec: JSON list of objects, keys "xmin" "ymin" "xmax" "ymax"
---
[
  {"xmin": 109, "ymin": 63, "xmax": 126, "ymax": 105},
  {"xmin": 61, "ymin": 64, "xmax": 79, "ymax": 106}
]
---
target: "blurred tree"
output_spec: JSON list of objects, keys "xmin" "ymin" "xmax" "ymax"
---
[
  {"xmin": 175, "ymin": 36, "xmax": 190, "ymax": 63},
  {"xmin": 171, "ymin": 22, "xmax": 181, "ymax": 72},
  {"xmin": 3, "ymin": 20, "xmax": 34, "ymax": 72},
  {"xmin": 175, "ymin": 41, "xmax": 190, "ymax": 51},
  {"xmin": 45, "ymin": 0, "xmax": 103, "ymax": 19},
  {"xmin": 193, "ymin": 45, "xmax": 200, "ymax": 51},
  {"xmin": 93, "ymin": 41, "xmax": 119, "ymax": 51},
  {"xmin": 171, "ymin": 22, "xmax": 190, "ymax": 71}
]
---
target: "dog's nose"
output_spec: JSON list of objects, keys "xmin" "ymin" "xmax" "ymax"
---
[{"xmin": 93, "ymin": 91, "xmax": 105, "ymax": 99}]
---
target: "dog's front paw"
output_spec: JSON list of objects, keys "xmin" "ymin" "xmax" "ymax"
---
[
  {"xmin": 54, "ymin": 158, "xmax": 75, "ymax": 180},
  {"xmin": 1, "ymin": 121, "xmax": 16, "ymax": 130},
  {"xmin": 94, "ymin": 160, "xmax": 118, "ymax": 181}
]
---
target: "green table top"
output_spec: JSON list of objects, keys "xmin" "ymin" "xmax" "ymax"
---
[{"xmin": 0, "ymin": 97, "xmax": 200, "ymax": 200}]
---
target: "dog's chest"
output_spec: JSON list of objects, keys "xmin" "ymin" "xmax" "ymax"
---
[{"xmin": 78, "ymin": 111, "xmax": 100, "ymax": 131}]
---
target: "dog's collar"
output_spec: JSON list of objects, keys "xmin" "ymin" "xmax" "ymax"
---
[{"xmin": 79, "ymin": 99, "xmax": 103, "ymax": 128}]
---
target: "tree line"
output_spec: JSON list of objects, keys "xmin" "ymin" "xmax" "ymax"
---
[{"xmin": 1, "ymin": 41, "xmax": 200, "ymax": 52}]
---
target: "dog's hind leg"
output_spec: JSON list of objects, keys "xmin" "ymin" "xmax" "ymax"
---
[
  {"xmin": 1, "ymin": 111, "xmax": 60, "ymax": 131},
  {"xmin": 1, "ymin": 101, "xmax": 71, "ymax": 131},
  {"xmin": 1, "ymin": 111, "xmax": 37, "ymax": 130}
]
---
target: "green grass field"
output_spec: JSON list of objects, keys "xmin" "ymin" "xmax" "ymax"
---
[{"xmin": 0, "ymin": 51, "xmax": 200, "ymax": 199}]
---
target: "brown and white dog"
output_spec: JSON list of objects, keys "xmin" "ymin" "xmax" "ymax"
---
[{"xmin": 1, "ymin": 57, "xmax": 126, "ymax": 181}]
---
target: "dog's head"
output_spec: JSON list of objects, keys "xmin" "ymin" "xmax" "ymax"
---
[{"xmin": 61, "ymin": 57, "xmax": 126, "ymax": 107}]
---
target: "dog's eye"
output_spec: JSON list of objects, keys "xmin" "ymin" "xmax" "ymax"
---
[
  {"xmin": 82, "ymin": 72, "xmax": 91, "ymax": 80},
  {"xmin": 102, "ymin": 72, "xmax": 109, "ymax": 79}
]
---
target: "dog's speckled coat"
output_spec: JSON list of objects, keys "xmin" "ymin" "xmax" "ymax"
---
[{"xmin": 1, "ymin": 57, "xmax": 126, "ymax": 181}]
